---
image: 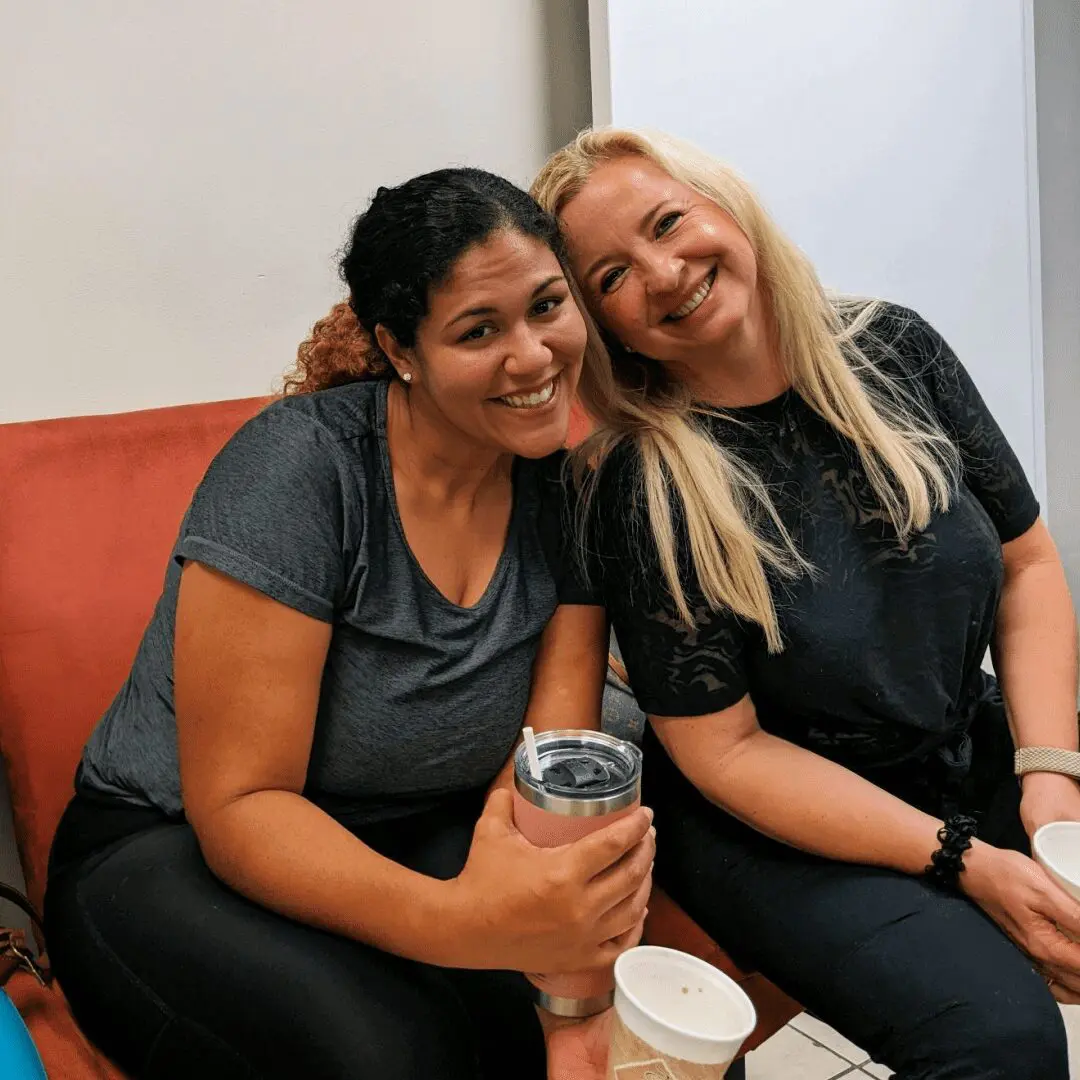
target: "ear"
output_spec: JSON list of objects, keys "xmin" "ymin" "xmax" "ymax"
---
[{"xmin": 374, "ymin": 324, "xmax": 417, "ymax": 383}]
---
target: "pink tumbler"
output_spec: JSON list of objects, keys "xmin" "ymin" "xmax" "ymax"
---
[{"xmin": 512, "ymin": 729, "xmax": 643, "ymax": 1017}]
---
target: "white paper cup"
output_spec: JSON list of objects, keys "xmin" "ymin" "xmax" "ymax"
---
[
  {"xmin": 607, "ymin": 946, "xmax": 757, "ymax": 1079},
  {"xmin": 1033, "ymin": 821, "xmax": 1080, "ymax": 903}
]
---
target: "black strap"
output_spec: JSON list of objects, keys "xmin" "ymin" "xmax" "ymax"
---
[{"xmin": 0, "ymin": 882, "xmax": 45, "ymax": 939}]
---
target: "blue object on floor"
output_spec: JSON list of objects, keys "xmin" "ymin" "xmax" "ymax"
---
[{"xmin": 0, "ymin": 990, "xmax": 46, "ymax": 1078}]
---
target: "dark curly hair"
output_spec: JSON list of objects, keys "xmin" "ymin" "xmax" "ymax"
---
[{"xmin": 284, "ymin": 168, "xmax": 570, "ymax": 395}]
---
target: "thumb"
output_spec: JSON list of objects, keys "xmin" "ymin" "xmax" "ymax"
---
[{"xmin": 1044, "ymin": 880, "xmax": 1080, "ymax": 942}]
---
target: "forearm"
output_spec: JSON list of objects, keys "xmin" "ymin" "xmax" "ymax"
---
[
  {"xmin": 487, "ymin": 704, "xmax": 602, "ymax": 796},
  {"xmin": 196, "ymin": 789, "xmax": 471, "ymax": 967},
  {"xmin": 487, "ymin": 605, "xmax": 609, "ymax": 796},
  {"xmin": 992, "ymin": 558, "xmax": 1079, "ymax": 755},
  {"xmin": 686, "ymin": 729, "xmax": 944, "ymax": 874}
]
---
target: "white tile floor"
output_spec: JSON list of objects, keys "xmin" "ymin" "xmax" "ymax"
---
[{"xmin": 745, "ymin": 1005, "xmax": 1080, "ymax": 1079}]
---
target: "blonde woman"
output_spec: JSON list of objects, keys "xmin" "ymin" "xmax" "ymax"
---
[{"xmin": 532, "ymin": 130, "xmax": 1080, "ymax": 1079}]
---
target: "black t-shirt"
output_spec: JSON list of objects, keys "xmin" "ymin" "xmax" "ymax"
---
[{"xmin": 590, "ymin": 304, "xmax": 1039, "ymax": 796}]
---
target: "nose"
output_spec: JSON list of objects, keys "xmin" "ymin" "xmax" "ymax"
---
[
  {"xmin": 502, "ymin": 324, "xmax": 552, "ymax": 379},
  {"xmin": 641, "ymin": 247, "xmax": 685, "ymax": 298}
]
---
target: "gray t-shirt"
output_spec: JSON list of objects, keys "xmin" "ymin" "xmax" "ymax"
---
[{"xmin": 78, "ymin": 380, "xmax": 593, "ymax": 822}]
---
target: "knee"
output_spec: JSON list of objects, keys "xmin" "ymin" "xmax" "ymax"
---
[
  {"xmin": 909, "ymin": 988, "xmax": 1067, "ymax": 1080},
  {"xmin": 969, "ymin": 996, "xmax": 1067, "ymax": 1080}
]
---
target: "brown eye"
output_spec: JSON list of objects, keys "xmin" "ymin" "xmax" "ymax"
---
[
  {"xmin": 531, "ymin": 296, "xmax": 564, "ymax": 316},
  {"xmin": 600, "ymin": 267, "xmax": 626, "ymax": 294},
  {"xmin": 460, "ymin": 323, "xmax": 496, "ymax": 343},
  {"xmin": 656, "ymin": 212, "xmax": 681, "ymax": 237}
]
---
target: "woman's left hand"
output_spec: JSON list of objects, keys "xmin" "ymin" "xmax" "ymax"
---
[{"xmin": 1020, "ymin": 772, "xmax": 1080, "ymax": 844}]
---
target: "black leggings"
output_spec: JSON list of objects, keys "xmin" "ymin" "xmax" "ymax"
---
[
  {"xmin": 642, "ymin": 724, "xmax": 1069, "ymax": 1080},
  {"xmin": 44, "ymin": 792, "xmax": 547, "ymax": 1080}
]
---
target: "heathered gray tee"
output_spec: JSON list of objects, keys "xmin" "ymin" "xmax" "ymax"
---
[{"xmin": 78, "ymin": 380, "xmax": 594, "ymax": 822}]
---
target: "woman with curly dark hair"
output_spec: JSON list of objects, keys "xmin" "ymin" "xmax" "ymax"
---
[{"xmin": 42, "ymin": 168, "xmax": 653, "ymax": 1080}]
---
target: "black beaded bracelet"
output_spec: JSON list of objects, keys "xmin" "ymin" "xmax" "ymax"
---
[{"xmin": 925, "ymin": 814, "xmax": 979, "ymax": 890}]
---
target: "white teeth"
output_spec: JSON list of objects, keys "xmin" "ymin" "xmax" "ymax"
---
[
  {"xmin": 669, "ymin": 269, "xmax": 716, "ymax": 320},
  {"xmin": 500, "ymin": 378, "xmax": 556, "ymax": 409}
]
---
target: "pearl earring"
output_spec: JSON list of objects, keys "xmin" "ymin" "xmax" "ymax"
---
[{"xmin": 402, "ymin": 372, "xmax": 413, "ymax": 383}]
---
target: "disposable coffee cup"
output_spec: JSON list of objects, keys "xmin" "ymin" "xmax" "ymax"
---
[
  {"xmin": 606, "ymin": 946, "xmax": 757, "ymax": 1080},
  {"xmin": 513, "ymin": 729, "xmax": 643, "ymax": 1017},
  {"xmin": 1033, "ymin": 821, "xmax": 1080, "ymax": 903}
]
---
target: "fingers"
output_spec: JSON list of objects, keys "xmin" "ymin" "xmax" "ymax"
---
[
  {"xmin": 571, "ymin": 806, "xmax": 654, "ymax": 879},
  {"xmin": 595, "ymin": 916, "xmax": 647, "ymax": 966},
  {"xmin": 1041, "ymin": 879, "xmax": 1080, "ymax": 941},
  {"xmin": 591, "ymin": 827, "xmax": 656, "ymax": 911},
  {"xmin": 1050, "ymin": 979, "xmax": 1080, "ymax": 1006},
  {"xmin": 1039, "ymin": 954, "xmax": 1080, "ymax": 995},
  {"xmin": 611, "ymin": 915, "xmax": 646, "ymax": 952},
  {"xmin": 598, "ymin": 870, "xmax": 652, "ymax": 941},
  {"xmin": 1040, "ymin": 933, "xmax": 1080, "ymax": 977}
]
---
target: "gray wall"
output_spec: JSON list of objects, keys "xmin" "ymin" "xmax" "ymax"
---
[{"xmin": 1034, "ymin": 0, "xmax": 1080, "ymax": 616}]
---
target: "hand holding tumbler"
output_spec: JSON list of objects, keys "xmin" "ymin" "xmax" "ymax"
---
[{"xmin": 512, "ymin": 729, "xmax": 644, "ymax": 1017}]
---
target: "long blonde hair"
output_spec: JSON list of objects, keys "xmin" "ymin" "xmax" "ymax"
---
[{"xmin": 532, "ymin": 128, "xmax": 958, "ymax": 651}]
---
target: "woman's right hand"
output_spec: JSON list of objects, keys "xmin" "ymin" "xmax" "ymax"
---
[
  {"xmin": 446, "ymin": 789, "xmax": 655, "ymax": 974},
  {"xmin": 962, "ymin": 839, "xmax": 1080, "ymax": 1003}
]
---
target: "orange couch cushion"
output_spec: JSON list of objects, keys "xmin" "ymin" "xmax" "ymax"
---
[
  {"xmin": 0, "ymin": 397, "xmax": 269, "ymax": 912},
  {"xmin": 6, "ymin": 971, "xmax": 126, "ymax": 1080}
]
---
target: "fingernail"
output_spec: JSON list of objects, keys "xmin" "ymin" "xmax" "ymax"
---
[
  {"xmin": 648, "ymin": 826, "xmax": 657, "ymax": 840},
  {"xmin": 644, "ymin": 807, "xmax": 654, "ymax": 824}
]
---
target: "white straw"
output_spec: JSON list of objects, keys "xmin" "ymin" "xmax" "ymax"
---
[{"xmin": 522, "ymin": 726, "xmax": 543, "ymax": 781}]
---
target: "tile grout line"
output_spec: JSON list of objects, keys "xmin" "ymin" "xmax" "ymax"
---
[
  {"xmin": 787, "ymin": 1015, "xmax": 872, "ymax": 1068},
  {"xmin": 771, "ymin": 1024, "xmax": 872, "ymax": 1079},
  {"xmin": 794, "ymin": 1029, "xmax": 870, "ymax": 1069},
  {"xmin": 827, "ymin": 1067, "xmax": 870, "ymax": 1080}
]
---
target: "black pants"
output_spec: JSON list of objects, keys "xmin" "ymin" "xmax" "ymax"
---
[
  {"xmin": 44, "ymin": 791, "xmax": 547, "ymax": 1080},
  {"xmin": 642, "ymin": 721, "xmax": 1069, "ymax": 1080}
]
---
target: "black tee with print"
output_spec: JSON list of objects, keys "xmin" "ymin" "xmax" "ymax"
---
[{"xmin": 591, "ymin": 304, "xmax": 1039, "ymax": 809}]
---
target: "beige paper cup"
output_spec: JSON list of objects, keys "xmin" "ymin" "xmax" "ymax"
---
[
  {"xmin": 607, "ymin": 947, "xmax": 757, "ymax": 1080},
  {"xmin": 1034, "ymin": 821, "xmax": 1080, "ymax": 903}
]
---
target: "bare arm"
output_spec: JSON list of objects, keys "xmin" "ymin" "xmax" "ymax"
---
[
  {"xmin": 488, "ymin": 604, "xmax": 609, "ymax": 794},
  {"xmin": 991, "ymin": 518, "xmax": 1080, "ymax": 832},
  {"xmin": 175, "ymin": 561, "xmax": 466, "ymax": 966},
  {"xmin": 992, "ymin": 518, "xmax": 1079, "ymax": 753},
  {"xmin": 651, "ymin": 698, "xmax": 943, "ymax": 875},
  {"xmin": 176, "ymin": 564, "xmax": 650, "ymax": 975}
]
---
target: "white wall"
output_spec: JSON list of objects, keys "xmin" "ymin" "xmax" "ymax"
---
[
  {"xmin": 1, "ymin": 0, "xmax": 590, "ymax": 424},
  {"xmin": 1035, "ymin": 0, "xmax": 1080, "ymax": 615},
  {"xmin": 592, "ymin": 0, "xmax": 1046, "ymax": 504}
]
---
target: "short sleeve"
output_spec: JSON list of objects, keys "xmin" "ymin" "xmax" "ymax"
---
[
  {"xmin": 890, "ymin": 308, "xmax": 1040, "ymax": 544},
  {"xmin": 176, "ymin": 403, "xmax": 356, "ymax": 622},
  {"xmin": 592, "ymin": 447, "xmax": 750, "ymax": 718},
  {"xmin": 534, "ymin": 451, "xmax": 604, "ymax": 607}
]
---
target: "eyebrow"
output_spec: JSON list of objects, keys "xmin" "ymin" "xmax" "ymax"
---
[
  {"xmin": 582, "ymin": 199, "xmax": 667, "ymax": 285},
  {"xmin": 447, "ymin": 274, "xmax": 565, "ymax": 326}
]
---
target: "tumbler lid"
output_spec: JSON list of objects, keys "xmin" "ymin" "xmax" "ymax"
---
[{"xmin": 514, "ymin": 730, "xmax": 641, "ymax": 816}]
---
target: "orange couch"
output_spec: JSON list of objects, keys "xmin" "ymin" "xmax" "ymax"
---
[{"xmin": 0, "ymin": 396, "xmax": 797, "ymax": 1077}]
